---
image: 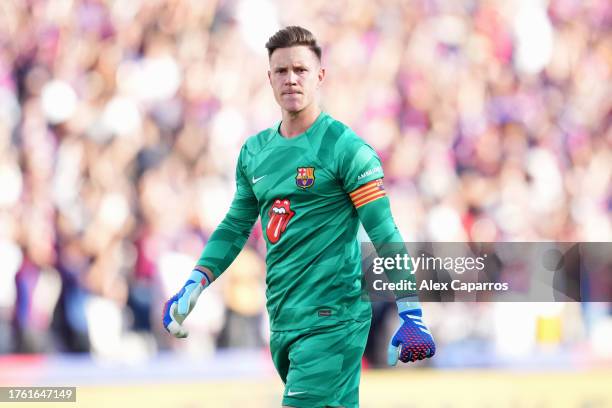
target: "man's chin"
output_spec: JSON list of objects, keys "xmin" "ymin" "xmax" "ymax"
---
[{"xmin": 282, "ymin": 104, "xmax": 305, "ymax": 115}]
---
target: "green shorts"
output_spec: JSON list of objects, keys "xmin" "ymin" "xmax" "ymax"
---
[{"xmin": 270, "ymin": 319, "xmax": 371, "ymax": 408}]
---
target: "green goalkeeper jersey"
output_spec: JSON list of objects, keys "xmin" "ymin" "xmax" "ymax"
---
[{"xmin": 198, "ymin": 112, "xmax": 387, "ymax": 331}]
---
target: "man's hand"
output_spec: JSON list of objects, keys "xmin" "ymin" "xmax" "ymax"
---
[
  {"xmin": 162, "ymin": 269, "xmax": 211, "ymax": 338},
  {"xmin": 387, "ymin": 300, "xmax": 436, "ymax": 365}
]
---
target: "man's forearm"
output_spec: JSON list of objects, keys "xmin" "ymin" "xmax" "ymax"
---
[
  {"xmin": 196, "ymin": 212, "xmax": 256, "ymax": 279},
  {"xmin": 357, "ymin": 195, "xmax": 417, "ymax": 299}
]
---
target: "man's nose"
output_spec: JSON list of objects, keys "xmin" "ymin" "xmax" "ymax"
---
[{"xmin": 285, "ymin": 71, "xmax": 298, "ymax": 85}]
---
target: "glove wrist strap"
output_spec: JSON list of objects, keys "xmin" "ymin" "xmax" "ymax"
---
[
  {"xmin": 396, "ymin": 296, "xmax": 421, "ymax": 315},
  {"xmin": 188, "ymin": 269, "xmax": 210, "ymax": 287}
]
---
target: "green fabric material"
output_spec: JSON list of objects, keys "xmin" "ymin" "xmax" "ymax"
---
[
  {"xmin": 357, "ymin": 197, "xmax": 417, "ymax": 299},
  {"xmin": 197, "ymin": 112, "xmax": 393, "ymax": 330},
  {"xmin": 271, "ymin": 319, "xmax": 371, "ymax": 408}
]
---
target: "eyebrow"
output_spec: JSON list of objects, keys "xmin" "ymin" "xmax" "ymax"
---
[{"xmin": 273, "ymin": 63, "xmax": 308, "ymax": 70}]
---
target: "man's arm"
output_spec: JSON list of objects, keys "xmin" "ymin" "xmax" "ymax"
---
[
  {"xmin": 337, "ymin": 133, "xmax": 435, "ymax": 364},
  {"xmin": 163, "ymin": 145, "xmax": 259, "ymax": 337},
  {"xmin": 352, "ymin": 181, "xmax": 416, "ymax": 299},
  {"xmin": 194, "ymin": 169, "xmax": 259, "ymax": 280},
  {"xmin": 352, "ymin": 180, "xmax": 436, "ymax": 365},
  {"xmin": 337, "ymin": 139, "xmax": 416, "ymax": 299}
]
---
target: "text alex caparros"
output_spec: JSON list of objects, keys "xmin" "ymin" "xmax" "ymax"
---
[{"xmin": 371, "ymin": 254, "xmax": 509, "ymax": 293}]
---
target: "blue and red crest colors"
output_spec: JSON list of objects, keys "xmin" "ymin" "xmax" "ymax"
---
[{"xmin": 296, "ymin": 167, "xmax": 315, "ymax": 189}]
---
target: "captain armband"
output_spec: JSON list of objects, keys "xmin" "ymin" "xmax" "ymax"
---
[{"xmin": 349, "ymin": 179, "xmax": 386, "ymax": 209}]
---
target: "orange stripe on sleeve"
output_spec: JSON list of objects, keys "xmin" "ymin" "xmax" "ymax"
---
[
  {"xmin": 353, "ymin": 191, "xmax": 386, "ymax": 208},
  {"xmin": 349, "ymin": 179, "xmax": 381, "ymax": 198},
  {"xmin": 350, "ymin": 179, "xmax": 386, "ymax": 208},
  {"xmin": 350, "ymin": 185, "xmax": 380, "ymax": 201}
]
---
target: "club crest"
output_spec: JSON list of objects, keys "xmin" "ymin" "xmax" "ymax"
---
[{"xmin": 296, "ymin": 167, "xmax": 315, "ymax": 189}]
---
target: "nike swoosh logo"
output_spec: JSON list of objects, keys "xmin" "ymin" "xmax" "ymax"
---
[
  {"xmin": 287, "ymin": 390, "xmax": 306, "ymax": 396},
  {"xmin": 252, "ymin": 175, "xmax": 266, "ymax": 184}
]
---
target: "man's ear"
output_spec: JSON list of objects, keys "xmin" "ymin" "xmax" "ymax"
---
[
  {"xmin": 268, "ymin": 70, "xmax": 272, "ymax": 84},
  {"xmin": 318, "ymin": 67, "xmax": 326, "ymax": 87}
]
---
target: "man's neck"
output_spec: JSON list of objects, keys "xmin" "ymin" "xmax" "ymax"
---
[{"xmin": 280, "ymin": 105, "xmax": 321, "ymax": 138}]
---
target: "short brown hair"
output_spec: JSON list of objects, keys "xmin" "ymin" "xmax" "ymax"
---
[{"xmin": 265, "ymin": 26, "xmax": 322, "ymax": 61}]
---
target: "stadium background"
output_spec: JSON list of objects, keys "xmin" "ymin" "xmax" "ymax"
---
[{"xmin": 0, "ymin": 0, "xmax": 610, "ymax": 406}]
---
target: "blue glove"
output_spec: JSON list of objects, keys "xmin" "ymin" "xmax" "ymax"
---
[
  {"xmin": 162, "ymin": 269, "xmax": 210, "ymax": 338},
  {"xmin": 387, "ymin": 299, "xmax": 436, "ymax": 365}
]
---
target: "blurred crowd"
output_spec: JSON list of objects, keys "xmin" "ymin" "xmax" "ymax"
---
[{"xmin": 0, "ymin": 0, "xmax": 610, "ymax": 365}]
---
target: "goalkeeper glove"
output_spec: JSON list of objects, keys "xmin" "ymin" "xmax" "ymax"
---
[
  {"xmin": 162, "ymin": 269, "xmax": 210, "ymax": 338},
  {"xmin": 387, "ymin": 299, "xmax": 436, "ymax": 365}
]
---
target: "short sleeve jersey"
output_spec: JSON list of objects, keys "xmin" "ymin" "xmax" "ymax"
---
[{"xmin": 218, "ymin": 112, "xmax": 384, "ymax": 330}]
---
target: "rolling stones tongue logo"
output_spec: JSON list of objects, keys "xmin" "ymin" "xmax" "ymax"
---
[{"xmin": 266, "ymin": 199, "xmax": 295, "ymax": 244}]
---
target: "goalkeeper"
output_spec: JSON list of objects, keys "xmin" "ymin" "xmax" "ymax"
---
[{"xmin": 163, "ymin": 26, "xmax": 434, "ymax": 408}]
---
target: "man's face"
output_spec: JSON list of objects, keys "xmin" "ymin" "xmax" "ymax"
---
[{"xmin": 268, "ymin": 46, "xmax": 325, "ymax": 115}]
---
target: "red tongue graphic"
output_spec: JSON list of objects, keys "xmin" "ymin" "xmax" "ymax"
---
[
  {"xmin": 267, "ymin": 213, "xmax": 285, "ymax": 244},
  {"xmin": 266, "ymin": 199, "xmax": 294, "ymax": 244}
]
